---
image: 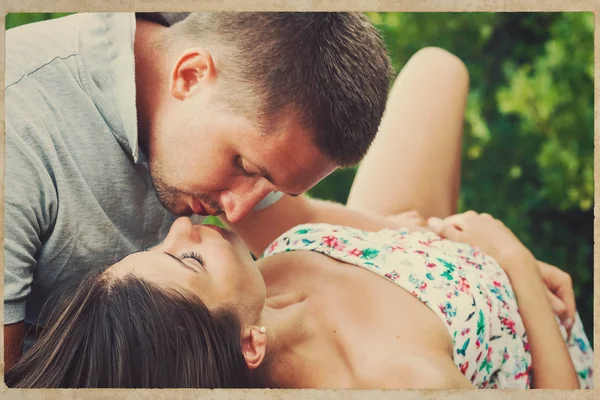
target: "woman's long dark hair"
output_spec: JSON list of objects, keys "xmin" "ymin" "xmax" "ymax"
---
[{"xmin": 5, "ymin": 269, "xmax": 253, "ymax": 388}]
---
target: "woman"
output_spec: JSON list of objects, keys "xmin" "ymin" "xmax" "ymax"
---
[{"xmin": 6, "ymin": 47, "xmax": 593, "ymax": 389}]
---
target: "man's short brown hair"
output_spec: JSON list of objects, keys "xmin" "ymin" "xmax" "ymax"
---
[{"xmin": 171, "ymin": 12, "xmax": 394, "ymax": 167}]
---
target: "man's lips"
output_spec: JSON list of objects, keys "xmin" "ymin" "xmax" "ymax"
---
[{"xmin": 191, "ymin": 197, "xmax": 208, "ymax": 216}]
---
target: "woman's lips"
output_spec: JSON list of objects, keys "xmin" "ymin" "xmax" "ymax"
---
[
  {"xmin": 203, "ymin": 224, "xmax": 238, "ymax": 244},
  {"xmin": 204, "ymin": 224, "xmax": 225, "ymax": 236}
]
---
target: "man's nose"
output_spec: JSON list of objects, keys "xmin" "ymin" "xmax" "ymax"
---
[{"xmin": 222, "ymin": 180, "xmax": 274, "ymax": 224}]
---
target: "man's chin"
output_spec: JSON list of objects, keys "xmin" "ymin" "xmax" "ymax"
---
[
  {"xmin": 175, "ymin": 209, "xmax": 194, "ymax": 217},
  {"xmin": 154, "ymin": 189, "xmax": 212, "ymax": 217},
  {"xmin": 157, "ymin": 198, "xmax": 192, "ymax": 216},
  {"xmin": 151, "ymin": 180, "xmax": 189, "ymax": 216}
]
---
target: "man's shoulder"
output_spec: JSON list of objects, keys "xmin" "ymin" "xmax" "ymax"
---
[
  {"xmin": 5, "ymin": 14, "xmax": 88, "ymax": 88},
  {"xmin": 5, "ymin": 12, "xmax": 137, "ymax": 157}
]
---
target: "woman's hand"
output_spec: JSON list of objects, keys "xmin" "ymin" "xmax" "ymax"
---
[
  {"xmin": 427, "ymin": 211, "xmax": 536, "ymax": 275},
  {"xmin": 428, "ymin": 211, "xmax": 577, "ymax": 336},
  {"xmin": 386, "ymin": 210, "xmax": 432, "ymax": 232},
  {"xmin": 537, "ymin": 260, "xmax": 576, "ymax": 337},
  {"xmin": 427, "ymin": 211, "xmax": 581, "ymax": 388}
]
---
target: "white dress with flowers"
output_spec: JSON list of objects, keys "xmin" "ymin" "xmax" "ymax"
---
[{"xmin": 262, "ymin": 223, "xmax": 594, "ymax": 389}]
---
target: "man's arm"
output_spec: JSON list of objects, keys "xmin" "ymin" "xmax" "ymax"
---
[
  {"xmin": 3, "ymin": 117, "xmax": 57, "ymax": 370},
  {"xmin": 4, "ymin": 322, "xmax": 25, "ymax": 372},
  {"xmin": 226, "ymin": 194, "xmax": 397, "ymax": 257}
]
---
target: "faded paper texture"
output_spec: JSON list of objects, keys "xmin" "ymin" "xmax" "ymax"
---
[{"xmin": 0, "ymin": 0, "xmax": 597, "ymax": 398}]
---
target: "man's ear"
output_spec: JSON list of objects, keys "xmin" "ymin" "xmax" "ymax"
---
[
  {"xmin": 169, "ymin": 48, "xmax": 217, "ymax": 100},
  {"xmin": 241, "ymin": 326, "xmax": 268, "ymax": 370}
]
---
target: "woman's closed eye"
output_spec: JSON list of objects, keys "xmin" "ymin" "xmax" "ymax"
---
[
  {"xmin": 179, "ymin": 251, "xmax": 206, "ymax": 269},
  {"xmin": 164, "ymin": 252, "xmax": 203, "ymax": 273}
]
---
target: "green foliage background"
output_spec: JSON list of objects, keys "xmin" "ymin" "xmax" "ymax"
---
[{"xmin": 7, "ymin": 13, "xmax": 594, "ymax": 342}]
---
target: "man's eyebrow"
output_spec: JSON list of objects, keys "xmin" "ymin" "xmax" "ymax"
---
[{"xmin": 164, "ymin": 252, "xmax": 198, "ymax": 273}]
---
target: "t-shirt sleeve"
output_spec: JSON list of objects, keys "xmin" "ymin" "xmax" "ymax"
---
[
  {"xmin": 4, "ymin": 116, "xmax": 57, "ymax": 325},
  {"xmin": 251, "ymin": 191, "xmax": 285, "ymax": 212}
]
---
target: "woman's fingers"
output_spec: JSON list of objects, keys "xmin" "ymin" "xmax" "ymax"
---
[
  {"xmin": 427, "ymin": 211, "xmax": 475, "ymax": 234},
  {"xmin": 387, "ymin": 210, "xmax": 429, "ymax": 231},
  {"xmin": 547, "ymin": 289, "xmax": 569, "ymax": 325},
  {"xmin": 427, "ymin": 216, "xmax": 464, "ymax": 240},
  {"xmin": 538, "ymin": 261, "xmax": 576, "ymax": 331},
  {"xmin": 546, "ymin": 289, "xmax": 574, "ymax": 341}
]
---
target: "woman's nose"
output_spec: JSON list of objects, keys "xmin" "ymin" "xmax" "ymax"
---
[{"xmin": 165, "ymin": 217, "xmax": 197, "ymax": 243}]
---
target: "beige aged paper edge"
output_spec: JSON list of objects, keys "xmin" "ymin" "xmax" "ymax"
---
[{"xmin": 0, "ymin": 0, "xmax": 596, "ymax": 398}]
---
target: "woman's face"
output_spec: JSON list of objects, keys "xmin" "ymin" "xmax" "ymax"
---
[{"xmin": 108, "ymin": 217, "xmax": 267, "ymax": 325}]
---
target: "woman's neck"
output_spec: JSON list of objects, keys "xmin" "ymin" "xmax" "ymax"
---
[{"xmin": 253, "ymin": 292, "xmax": 315, "ymax": 388}]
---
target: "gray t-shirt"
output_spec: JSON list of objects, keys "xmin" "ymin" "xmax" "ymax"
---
[{"xmin": 4, "ymin": 12, "xmax": 282, "ymax": 327}]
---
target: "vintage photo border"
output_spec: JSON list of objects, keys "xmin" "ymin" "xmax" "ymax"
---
[{"xmin": 0, "ymin": 0, "xmax": 597, "ymax": 398}]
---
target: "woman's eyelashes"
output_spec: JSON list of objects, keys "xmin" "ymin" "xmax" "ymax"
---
[{"xmin": 179, "ymin": 251, "xmax": 206, "ymax": 268}]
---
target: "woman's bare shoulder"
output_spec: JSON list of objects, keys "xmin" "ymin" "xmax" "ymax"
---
[
  {"xmin": 257, "ymin": 248, "xmax": 345, "ymax": 277},
  {"xmin": 358, "ymin": 354, "xmax": 474, "ymax": 389}
]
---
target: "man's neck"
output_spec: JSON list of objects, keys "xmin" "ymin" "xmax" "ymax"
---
[{"xmin": 133, "ymin": 18, "xmax": 168, "ymax": 157}]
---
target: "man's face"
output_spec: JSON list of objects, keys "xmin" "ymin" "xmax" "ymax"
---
[
  {"xmin": 143, "ymin": 47, "xmax": 336, "ymax": 223},
  {"xmin": 147, "ymin": 99, "xmax": 336, "ymax": 224}
]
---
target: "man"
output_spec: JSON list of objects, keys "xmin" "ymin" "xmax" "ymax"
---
[{"xmin": 4, "ymin": 12, "xmax": 395, "ymax": 370}]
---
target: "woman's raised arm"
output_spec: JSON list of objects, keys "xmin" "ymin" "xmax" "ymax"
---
[{"xmin": 428, "ymin": 211, "xmax": 580, "ymax": 389}]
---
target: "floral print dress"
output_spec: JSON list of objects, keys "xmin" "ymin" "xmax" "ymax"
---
[{"xmin": 262, "ymin": 223, "xmax": 594, "ymax": 389}]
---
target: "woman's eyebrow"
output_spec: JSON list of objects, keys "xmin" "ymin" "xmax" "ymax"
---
[{"xmin": 164, "ymin": 252, "xmax": 199, "ymax": 273}]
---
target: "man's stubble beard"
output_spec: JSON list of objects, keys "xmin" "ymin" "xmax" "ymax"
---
[
  {"xmin": 148, "ymin": 162, "xmax": 224, "ymax": 217},
  {"xmin": 148, "ymin": 162, "xmax": 188, "ymax": 216}
]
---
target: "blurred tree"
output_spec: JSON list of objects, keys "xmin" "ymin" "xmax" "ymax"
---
[
  {"xmin": 6, "ymin": 13, "xmax": 73, "ymax": 29},
  {"xmin": 6, "ymin": 12, "xmax": 594, "ymax": 342},
  {"xmin": 312, "ymin": 12, "xmax": 594, "ymax": 342}
]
